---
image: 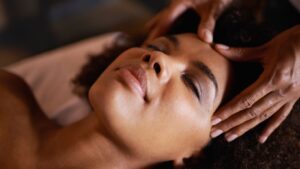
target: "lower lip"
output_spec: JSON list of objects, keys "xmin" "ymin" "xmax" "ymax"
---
[{"xmin": 117, "ymin": 68, "xmax": 145, "ymax": 98}]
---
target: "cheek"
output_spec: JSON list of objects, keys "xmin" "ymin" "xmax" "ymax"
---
[
  {"xmin": 88, "ymin": 68, "xmax": 146, "ymax": 133},
  {"xmin": 90, "ymin": 80, "xmax": 142, "ymax": 114},
  {"xmin": 167, "ymin": 85, "xmax": 212, "ymax": 145},
  {"xmin": 88, "ymin": 47, "xmax": 146, "ymax": 116},
  {"xmin": 143, "ymin": 85, "xmax": 212, "ymax": 153}
]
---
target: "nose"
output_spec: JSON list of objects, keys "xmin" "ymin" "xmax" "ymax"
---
[{"xmin": 142, "ymin": 52, "xmax": 169, "ymax": 82}]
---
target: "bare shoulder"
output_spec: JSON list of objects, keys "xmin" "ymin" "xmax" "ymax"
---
[
  {"xmin": 0, "ymin": 70, "xmax": 47, "ymax": 168},
  {"xmin": 0, "ymin": 69, "xmax": 30, "ymax": 97},
  {"xmin": 0, "ymin": 69, "xmax": 40, "ymax": 111}
]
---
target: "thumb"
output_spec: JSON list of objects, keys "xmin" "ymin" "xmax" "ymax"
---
[
  {"xmin": 198, "ymin": 14, "xmax": 216, "ymax": 43},
  {"xmin": 145, "ymin": 3, "xmax": 190, "ymax": 43},
  {"xmin": 145, "ymin": 12, "xmax": 161, "ymax": 31},
  {"xmin": 214, "ymin": 44, "xmax": 266, "ymax": 62}
]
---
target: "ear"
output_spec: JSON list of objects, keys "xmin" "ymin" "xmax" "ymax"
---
[
  {"xmin": 173, "ymin": 152, "xmax": 205, "ymax": 168},
  {"xmin": 173, "ymin": 158, "xmax": 185, "ymax": 169},
  {"xmin": 173, "ymin": 155, "xmax": 193, "ymax": 169}
]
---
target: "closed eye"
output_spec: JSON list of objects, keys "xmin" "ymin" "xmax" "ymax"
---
[
  {"xmin": 182, "ymin": 74, "xmax": 201, "ymax": 101},
  {"xmin": 146, "ymin": 44, "xmax": 164, "ymax": 53}
]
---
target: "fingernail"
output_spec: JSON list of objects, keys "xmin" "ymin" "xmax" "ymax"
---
[
  {"xmin": 226, "ymin": 134, "xmax": 238, "ymax": 142},
  {"xmin": 259, "ymin": 136, "xmax": 267, "ymax": 144},
  {"xmin": 216, "ymin": 44, "xmax": 229, "ymax": 50},
  {"xmin": 211, "ymin": 129, "xmax": 223, "ymax": 138},
  {"xmin": 211, "ymin": 118, "xmax": 222, "ymax": 125},
  {"xmin": 202, "ymin": 29, "xmax": 213, "ymax": 43}
]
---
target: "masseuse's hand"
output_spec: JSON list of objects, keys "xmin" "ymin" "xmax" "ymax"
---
[
  {"xmin": 146, "ymin": 0, "xmax": 233, "ymax": 43},
  {"xmin": 211, "ymin": 25, "xmax": 300, "ymax": 143}
]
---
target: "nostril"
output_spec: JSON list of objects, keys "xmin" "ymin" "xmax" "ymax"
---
[
  {"xmin": 143, "ymin": 54, "xmax": 151, "ymax": 62},
  {"xmin": 153, "ymin": 63, "xmax": 161, "ymax": 74}
]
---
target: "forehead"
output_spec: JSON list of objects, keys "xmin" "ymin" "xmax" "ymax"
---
[
  {"xmin": 172, "ymin": 34, "xmax": 227, "ymax": 72},
  {"xmin": 174, "ymin": 33, "xmax": 230, "ymax": 107},
  {"xmin": 175, "ymin": 34, "xmax": 220, "ymax": 61}
]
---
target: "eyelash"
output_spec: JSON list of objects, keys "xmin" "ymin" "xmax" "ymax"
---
[
  {"xmin": 147, "ymin": 44, "xmax": 201, "ymax": 101},
  {"xmin": 146, "ymin": 44, "xmax": 165, "ymax": 53},
  {"xmin": 182, "ymin": 74, "xmax": 201, "ymax": 100}
]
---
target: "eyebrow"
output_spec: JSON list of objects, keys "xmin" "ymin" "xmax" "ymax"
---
[
  {"xmin": 164, "ymin": 35, "xmax": 179, "ymax": 48},
  {"xmin": 162, "ymin": 36, "xmax": 218, "ymax": 93},
  {"xmin": 192, "ymin": 61, "xmax": 218, "ymax": 94}
]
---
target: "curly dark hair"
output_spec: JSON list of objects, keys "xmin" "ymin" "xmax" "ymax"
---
[{"xmin": 72, "ymin": 0, "xmax": 300, "ymax": 168}]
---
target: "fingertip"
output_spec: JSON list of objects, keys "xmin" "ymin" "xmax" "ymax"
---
[
  {"xmin": 214, "ymin": 44, "xmax": 232, "ymax": 58},
  {"xmin": 211, "ymin": 129, "xmax": 223, "ymax": 138},
  {"xmin": 199, "ymin": 28, "xmax": 213, "ymax": 43},
  {"xmin": 215, "ymin": 44, "xmax": 229, "ymax": 50},
  {"xmin": 204, "ymin": 29, "xmax": 213, "ymax": 43},
  {"xmin": 211, "ymin": 117, "xmax": 222, "ymax": 126},
  {"xmin": 225, "ymin": 133, "xmax": 238, "ymax": 142},
  {"xmin": 258, "ymin": 135, "xmax": 268, "ymax": 144}
]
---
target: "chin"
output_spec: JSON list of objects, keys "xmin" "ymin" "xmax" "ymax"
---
[{"xmin": 89, "ymin": 77, "xmax": 144, "ymax": 135}]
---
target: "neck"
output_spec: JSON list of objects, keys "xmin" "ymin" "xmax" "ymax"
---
[{"xmin": 37, "ymin": 113, "xmax": 150, "ymax": 169}]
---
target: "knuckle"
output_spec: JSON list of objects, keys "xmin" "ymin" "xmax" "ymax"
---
[
  {"xmin": 264, "ymin": 82, "xmax": 274, "ymax": 91},
  {"xmin": 275, "ymin": 84, "xmax": 295, "ymax": 98},
  {"xmin": 247, "ymin": 108, "xmax": 258, "ymax": 118},
  {"xmin": 277, "ymin": 88, "xmax": 288, "ymax": 99},
  {"xmin": 240, "ymin": 97, "xmax": 255, "ymax": 109},
  {"xmin": 266, "ymin": 98, "xmax": 275, "ymax": 106},
  {"xmin": 222, "ymin": 122, "xmax": 234, "ymax": 131},
  {"xmin": 275, "ymin": 89, "xmax": 286, "ymax": 98},
  {"xmin": 260, "ymin": 112, "xmax": 271, "ymax": 121},
  {"xmin": 235, "ymin": 48, "xmax": 245, "ymax": 57},
  {"xmin": 271, "ymin": 69, "xmax": 290, "ymax": 86},
  {"xmin": 285, "ymin": 82, "xmax": 299, "ymax": 94}
]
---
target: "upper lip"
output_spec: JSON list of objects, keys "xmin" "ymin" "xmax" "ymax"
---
[{"xmin": 126, "ymin": 65, "xmax": 148, "ymax": 99}]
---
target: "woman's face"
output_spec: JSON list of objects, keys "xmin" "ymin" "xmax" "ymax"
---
[{"xmin": 89, "ymin": 33, "xmax": 231, "ymax": 163}]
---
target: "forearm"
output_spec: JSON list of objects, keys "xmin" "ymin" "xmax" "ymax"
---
[{"xmin": 292, "ymin": 25, "xmax": 300, "ymax": 51}]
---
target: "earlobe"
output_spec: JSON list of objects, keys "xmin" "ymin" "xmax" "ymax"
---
[
  {"xmin": 173, "ymin": 151, "xmax": 205, "ymax": 168},
  {"xmin": 173, "ymin": 155, "xmax": 193, "ymax": 169},
  {"xmin": 173, "ymin": 158, "xmax": 185, "ymax": 169}
]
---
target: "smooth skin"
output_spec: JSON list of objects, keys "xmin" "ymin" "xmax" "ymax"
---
[
  {"xmin": 0, "ymin": 33, "xmax": 231, "ymax": 169},
  {"xmin": 147, "ymin": 0, "xmax": 300, "ymax": 144},
  {"xmin": 212, "ymin": 25, "xmax": 300, "ymax": 143},
  {"xmin": 89, "ymin": 33, "xmax": 231, "ymax": 167}
]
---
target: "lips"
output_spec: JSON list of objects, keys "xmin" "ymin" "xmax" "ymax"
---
[{"xmin": 118, "ymin": 65, "xmax": 147, "ymax": 99}]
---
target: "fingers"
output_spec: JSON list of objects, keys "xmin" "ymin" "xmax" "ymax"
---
[
  {"xmin": 196, "ymin": 4, "xmax": 218, "ymax": 43},
  {"xmin": 214, "ymin": 44, "xmax": 267, "ymax": 62},
  {"xmin": 196, "ymin": 0, "xmax": 232, "ymax": 43},
  {"xmin": 146, "ymin": 12, "xmax": 161, "ymax": 31},
  {"xmin": 258, "ymin": 101, "xmax": 295, "ymax": 143},
  {"xmin": 146, "ymin": 2, "xmax": 191, "ymax": 43},
  {"xmin": 212, "ymin": 75, "xmax": 273, "ymax": 125},
  {"xmin": 211, "ymin": 91, "xmax": 284, "ymax": 137},
  {"xmin": 197, "ymin": 13, "xmax": 215, "ymax": 43},
  {"xmin": 216, "ymin": 100, "xmax": 284, "ymax": 142}
]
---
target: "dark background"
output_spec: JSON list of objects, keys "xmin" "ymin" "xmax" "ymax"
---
[
  {"xmin": 0, "ymin": 0, "xmax": 299, "ymax": 67},
  {"xmin": 0, "ymin": 0, "xmax": 168, "ymax": 66}
]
